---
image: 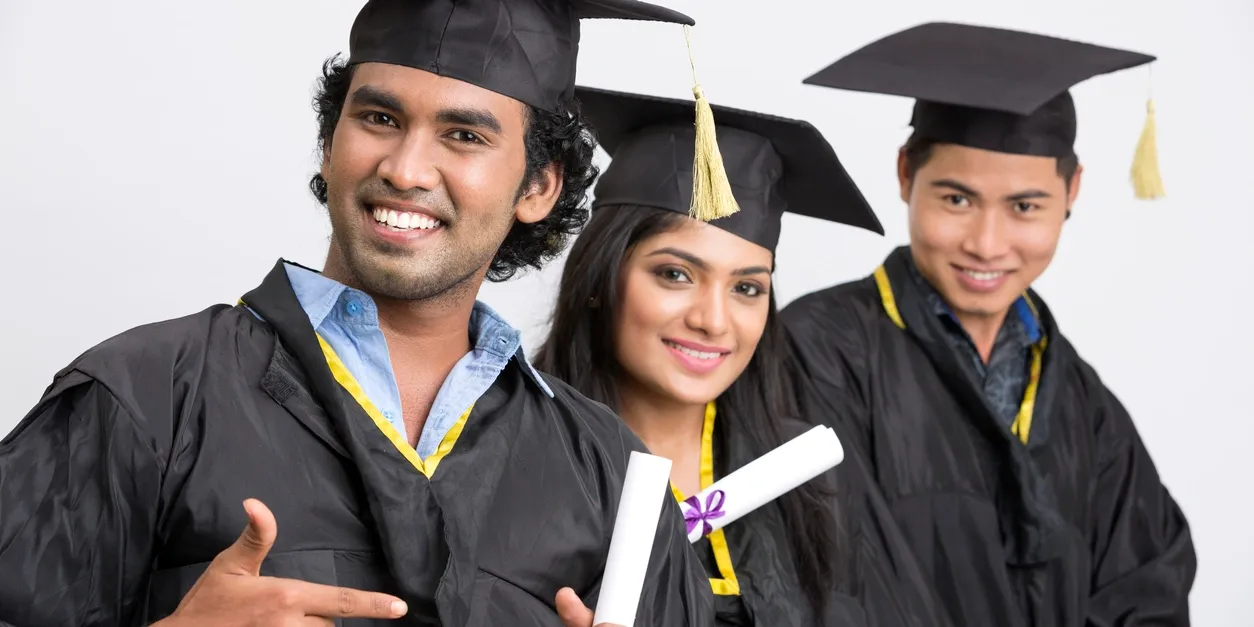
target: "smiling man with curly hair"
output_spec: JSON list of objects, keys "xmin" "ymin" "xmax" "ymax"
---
[{"xmin": 0, "ymin": 1, "xmax": 715, "ymax": 626}]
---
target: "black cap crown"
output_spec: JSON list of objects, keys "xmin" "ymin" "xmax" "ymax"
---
[
  {"xmin": 579, "ymin": 86, "xmax": 883, "ymax": 254},
  {"xmin": 803, "ymin": 22, "xmax": 1155, "ymax": 157},
  {"xmin": 348, "ymin": 0, "xmax": 695, "ymax": 113}
]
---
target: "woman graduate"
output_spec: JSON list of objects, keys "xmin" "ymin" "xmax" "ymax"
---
[{"xmin": 535, "ymin": 87, "xmax": 946, "ymax": 627}]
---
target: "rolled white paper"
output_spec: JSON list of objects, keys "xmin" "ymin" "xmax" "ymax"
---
[
  {"xmin": 592, "ymin": 450, "xmax": 674, "ymax": 627},
  {"xmin": 681, "ymin": 425, "xmax": 843, "ymax": 543}
]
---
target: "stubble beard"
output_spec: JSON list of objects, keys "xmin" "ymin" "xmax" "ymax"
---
[
  {"xmin": 327, "ymin": 207, "xmax": 492, "ymax": 304},
  {"xmin": 346, "ymin": 238, "xmax": 482, "ymax": 302}
]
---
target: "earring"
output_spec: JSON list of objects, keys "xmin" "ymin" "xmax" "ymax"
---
[{"xmin": 1065, "ymin": 209, "xmax": 1072, "ymax": 220}]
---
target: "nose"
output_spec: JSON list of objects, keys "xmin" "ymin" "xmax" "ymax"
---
[
  {"xmin": 685, "ymin": 284, "xmax": 730, "ymax": 338},
  {"xmin": 376, "ymin": 132, "xmax": 441, "ymax": 192},
  {"xmin": 961, "ymin": 207, "xmax": 1011, "ymax": 261}
]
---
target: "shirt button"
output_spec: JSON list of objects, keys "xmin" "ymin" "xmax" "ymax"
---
[
  {"xmin": 383, "ymin": 410, "xmax": 395, "ymax": 420},
  {"xmin": 345, "ymin": 300, "xmax": 363, "ymax": 316}
]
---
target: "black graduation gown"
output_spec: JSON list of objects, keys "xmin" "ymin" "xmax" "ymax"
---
[
  {"xmin": 779, "ymin": 246, "xmax": 1197, "ymax": 627},
  {"xmin": 681, "ymin": 404, "xmax": 946, "ymax": 627},
  {"xmin": 0, "ymin": 260, "xmax": 713, "ymax": 627}
]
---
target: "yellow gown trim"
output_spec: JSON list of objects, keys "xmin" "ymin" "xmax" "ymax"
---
[
  {"xmin": 871, "ymin": 265, "xmax": 1048, "ymax": 445},
  {"xmin": 316, "ymin": 333, "xmax": 472, "ymax": 478},
  {"xmin": 235, "ymin": 297, "xmax": 473, "ymax": 476},
  {"xmin": 670, "ymin": 401, "xmax": 741, "ymax": 596}
]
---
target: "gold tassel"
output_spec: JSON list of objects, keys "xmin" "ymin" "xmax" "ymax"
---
[
  {"xmin": 683, "ymin": 25, "xmax": 740, "ymax": 222},
  {"xmin": 1131, "ymin": 98, "xmax": 1166, "ymax": 200}
]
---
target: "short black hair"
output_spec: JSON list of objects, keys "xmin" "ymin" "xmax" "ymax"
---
[
  {"xmin": 901, "ymin": 131, "xmax": 1080, "ymax": 186},
  {"xmin": 308, "ymin": 54, "xmax": 600, "ymax": 282}
]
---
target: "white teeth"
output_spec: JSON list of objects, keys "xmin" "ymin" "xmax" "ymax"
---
[
  {"xmin": 371, "ymin": 206, "xmax": 442, "ymax": 231},
  {"xmin": 963, "ymin": 270, "xmax": 1005, "ymax": 281},
  {"xmin": 664, "ymin": 340, "xmax": 722, "ymax": 360}
]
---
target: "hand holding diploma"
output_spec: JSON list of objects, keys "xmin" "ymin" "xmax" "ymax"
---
[
  {"xmin": 681, "ymin": 424, "xmax": 844, "ymax": 543},
  {"xmin": 570, "ymin": 451, "xmax": 673, "ymax": 627},
  {"xmin": 556, "ymin": 587, "xmax": 622, "ymax": 627}
]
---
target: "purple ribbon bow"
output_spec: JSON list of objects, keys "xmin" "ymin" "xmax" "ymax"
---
[{"xmin": 683, "ymin": 489, "xmax": 727, "ymax": 537}]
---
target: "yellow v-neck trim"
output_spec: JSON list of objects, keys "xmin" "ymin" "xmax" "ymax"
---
[
  {"xmin": 871, "ymin": 265, "xmax": 1048, "ymax": 444},
  {"xmin": 670, "ymin": 401, "xmax": 741, "ymax": 596},
  {"xmin": 316, "ymin": 333, "xmax": 472, "ymax": 478},
  {"xmin": 872, "ymin": 266, "xmax": 905, "ymax": 329}
]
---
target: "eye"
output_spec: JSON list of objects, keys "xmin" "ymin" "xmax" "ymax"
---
[
  {"xmin": 653, "ymin": 266, "xmax": 691, "ymax": 284},
  {"xmin": 943, "ymin": 194, "xmax": 971, "ymax": 208},
  {"xmin": 361, "ymin": 111, "xmax": 398, "ymax": 128},
  {"xmin": 734, "ymin": 282, "xmax": 766, "ymax": 298},
  {"xmin": 448, "ymin": 130, "xmax": 484, "ymax": 144},
  {"xmin": 1013, "ymin": 201, "xmax": 1039, "ymax": 214}
]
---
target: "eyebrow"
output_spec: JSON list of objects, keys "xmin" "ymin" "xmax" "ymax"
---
[
  {"xmin": 930, "ymin": 178, "xmax": 1054, "ymax": 203},
  {"xmin": 1004, "ymin": 189, "xmax": 1053, "ymax": 203},
  {"xmin": 347, "ymin": 89, "xmax": 503, "ymax": 136},
  {"xmin": 646, "ymin": 247, "xmax": 771, "ymax": 277},
  {"xmin": 436, "ymin": 107, "xmax": 502, "ymax": 135},
  {"xmin": 348, "ymin": 86, "xmax": 406, "ymax": 115}
]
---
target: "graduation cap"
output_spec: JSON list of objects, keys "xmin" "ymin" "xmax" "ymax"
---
[
  {"xmin": 578, "ymin": 86, "xmax": 884, "ymax": 255},
  {"xmin": 802, "ymin": 22, "xmax": 1166, "ymax": 199},
  {"xmin": 347, "ymin": 0, "xmax": 742, "ymax": 219}
]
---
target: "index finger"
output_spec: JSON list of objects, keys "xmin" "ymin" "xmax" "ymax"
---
[{"xmin": 289, "ymin": 580, "xmax": 408, "ymax": 619}]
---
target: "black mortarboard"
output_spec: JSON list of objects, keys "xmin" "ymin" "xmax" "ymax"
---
[
  {"xmin": 578, "ymin": 86, "xmax": 883, "ymax": 254},
  {"xmin": 346, "ymin": 0, "xmax": 695, "ymax": 114},
  {"xmin": 801, "ymin": 22, "xmax": 1165, "ymax": 198}
]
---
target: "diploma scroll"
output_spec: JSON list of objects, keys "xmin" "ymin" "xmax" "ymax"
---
[
  {"xmin": 681, "ymin": 425, "xmax": 844, "ymax": 543},
  {"xmin": 592, "ymin": 451, "xmax": 674, "ymax": 627}
]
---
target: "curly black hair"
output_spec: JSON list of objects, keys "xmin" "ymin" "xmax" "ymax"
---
[{"xmin": 308, "ymin": 54, "xmax": 600, "ymax": 282}]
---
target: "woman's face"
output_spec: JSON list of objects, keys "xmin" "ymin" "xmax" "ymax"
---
[{"xmin": 614, "ymin": 218, "xmax": 774, "ymax": 407}]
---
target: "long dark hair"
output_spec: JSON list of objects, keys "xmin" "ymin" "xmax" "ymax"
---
[{"xmin": 534, "ymin": 205, "xmax": 842, "ymax": 615}]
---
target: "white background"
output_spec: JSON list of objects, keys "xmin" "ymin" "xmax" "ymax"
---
[{"xmin": 1, "ymin": 0, "xmax": 1251, "ymax": 622}]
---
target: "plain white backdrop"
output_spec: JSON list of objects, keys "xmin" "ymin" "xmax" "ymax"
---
[{"xmin": 1, "ymin": 0, "xmax": 1251, "ymax": 622}]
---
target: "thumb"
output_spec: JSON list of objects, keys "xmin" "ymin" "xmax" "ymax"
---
[
  {"xmin": 555, "ymin": 587, "xmax": 596, "ymax": 627},
  {"xmin": 213, "ymin": 498, "xmax": 277, "ymax": 575}
]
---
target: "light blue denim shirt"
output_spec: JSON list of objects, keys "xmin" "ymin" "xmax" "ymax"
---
[{"xmin": 281, "ymin": 262, "xmax": 553, "ymax": 460}]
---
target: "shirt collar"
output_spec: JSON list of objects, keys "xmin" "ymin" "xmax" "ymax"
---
[
  {"xmin": 281, "ymin": 261, "xmax": 554, "ymax": 397},
  {"xmin": 284, "ymin": 262, "xmax": 353, "ymax": 330},
  {"xmin": 1010, "ymin": 297, "xmax": 1042, "ymax": 344},
  {"xmin": 470, "ymin": 300, "xmax": 555, "ymax": 397}
]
